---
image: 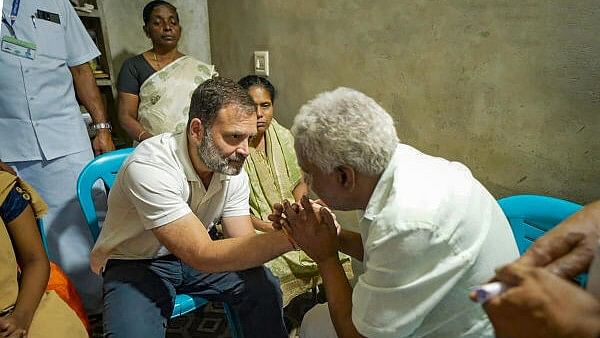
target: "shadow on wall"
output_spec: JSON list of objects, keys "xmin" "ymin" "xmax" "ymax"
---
[{"xmin": 112, "ymin": 51, "xmax": 136, "ymax": 83}]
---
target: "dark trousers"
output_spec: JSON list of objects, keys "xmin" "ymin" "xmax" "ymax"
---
[{"xmin": 102, "ymin": 255, "xmax": 287, "ymax": 338}]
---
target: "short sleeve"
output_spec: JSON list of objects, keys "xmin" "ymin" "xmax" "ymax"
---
[
  {"xmin": 222, "ymin": 171, "xmax": 251, "ymax": 218},
  {"xmin": 59, "ymin": 0, "xmax": 100, "ymax": 66},
  {"xmin": 0, "ymin": 185, "xmax": 30, "ymax": 223},
  {"xmin": 352, "ymin": 223, "xmax": 472, "ymax": 338},
  {"xmin": 121, "ymin": 160, "xmax": 192, "ymax": 229},
  {"xmin": 117, "ymin": 58, "xmax": 142, "ymax": 95}
]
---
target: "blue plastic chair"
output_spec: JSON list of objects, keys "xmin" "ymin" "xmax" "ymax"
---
[
  {"xmin": 77, "ymin": 148, "xmax": 242, "ymax": 336},
  {"xmin": 497, "ymin": 194, "xmax": 586, "ymax": 285},
  {"xmin": 37, "ymin": 218, "xmax": 49, "ymax": 253}
]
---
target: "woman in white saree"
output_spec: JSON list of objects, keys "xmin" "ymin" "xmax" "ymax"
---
[{"xmin": 117, "ymin": 0, "xmax": 217, "ymax": 144}]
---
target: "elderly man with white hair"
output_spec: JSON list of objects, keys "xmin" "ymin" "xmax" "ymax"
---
[{"xmin": 271, "ymin": 87, "xmax": 519, "ymax": 338}]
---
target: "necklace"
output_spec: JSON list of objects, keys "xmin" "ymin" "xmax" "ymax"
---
[
  {"xmin": 151, "ymin": 50, "xmax": 180, "ymax": 69},
  {"xmin": 152, "ymin": 52, "xmax": 161, "ymax": 68}
]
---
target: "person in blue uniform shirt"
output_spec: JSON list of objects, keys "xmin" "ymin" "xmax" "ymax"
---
[{"xmin": 0, "ymin": 0, "xmax": 115, "ymax": 314}]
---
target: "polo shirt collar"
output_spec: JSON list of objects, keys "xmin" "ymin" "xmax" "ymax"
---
[
  {"xmin": 362, "ymin": 144, "xmax": 402, "ymax": 221},
  {"xmin": 173, "ymin": 132, "xmax": 229, "ymax": 184}
]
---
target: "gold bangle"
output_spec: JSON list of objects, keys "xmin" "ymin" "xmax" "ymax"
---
[{"xmin": 137, "ymin": 130, "xmax": 148, "ymax": 142}]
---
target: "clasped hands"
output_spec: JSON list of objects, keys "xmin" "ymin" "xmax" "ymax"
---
[
  {"xmin": 0, "ymin": 312, "xmax": 28, "ymax": 338},
  {"xmin": 268, "ymin": 195, "xmax": 341, "ymax": 264}
]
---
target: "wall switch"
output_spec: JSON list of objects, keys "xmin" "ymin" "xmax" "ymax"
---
[{"xmin": 254, "ymin": 51, "xmax": 269, "ymax": 76}]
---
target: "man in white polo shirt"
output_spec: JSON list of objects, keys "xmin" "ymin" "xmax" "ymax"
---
[
  {"xmin": 272, "ymin": 87, "xmax": 519, "ymax": 338},
  {"xmin": 90, "ymin": 78, "xmax": 291, "ymax": 338}
]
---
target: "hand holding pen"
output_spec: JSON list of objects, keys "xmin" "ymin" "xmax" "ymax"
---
[{"xmin": 472, "ymin": 264, "xmax": 600, "ymax": 338}]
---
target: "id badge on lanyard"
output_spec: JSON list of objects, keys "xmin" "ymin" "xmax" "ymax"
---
[{"xmin": 1, "ymin": 0, "xmax": 37, "ymax": 60}]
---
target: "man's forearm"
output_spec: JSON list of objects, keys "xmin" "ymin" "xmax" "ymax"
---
[
  {"xmin": 339, "ymin": 229, "xmax": 364, "ymax": 260},
  {"xmin": 70, "ymin": 63, "xmax": 109, "ymax": 123},
  {"xmin": 193, "ymin": 231, "xmax": 292, "ymax": 272},
  {"xmin": 319, "ymin": 259, "xmax": 364, "ymax": 338}
]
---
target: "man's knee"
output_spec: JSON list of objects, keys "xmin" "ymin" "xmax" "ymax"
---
[
  {"xmin": 233, "ymin": 266, "xmax": 282, "ymax": 303},
  {"xmin": 102, "ymin": 260, "xmax": 177, "ymax": 335}
]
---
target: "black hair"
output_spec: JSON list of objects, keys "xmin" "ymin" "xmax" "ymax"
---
[
  {"xmin": 237, "ymin": 75, "xmax": 276, "ymax": 102},
  {"xmin": 189, "ymin": 77, "xmax": 256, "ymax": 128},
  {"xmin": 143, "ymin": 0, "xmax": 177, "ymax": 25}
]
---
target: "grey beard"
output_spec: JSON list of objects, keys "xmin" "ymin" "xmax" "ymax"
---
[{"xmin": 197, "ymin": 131, "xmax": 246, "ymax": 175}]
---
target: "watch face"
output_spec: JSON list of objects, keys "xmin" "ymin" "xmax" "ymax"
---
[{"xmin": 94, "ymin": 123, "xmax": 112, "ymax": 131}]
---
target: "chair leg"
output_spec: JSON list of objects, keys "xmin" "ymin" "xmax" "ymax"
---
[{"xmin": 223, "ymin": 302, "xmax": 243, "ymax": 338}]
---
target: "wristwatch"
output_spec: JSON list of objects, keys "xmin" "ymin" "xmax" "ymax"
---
[{"xmin": 92, "ymin": 122, "xmax": 112, "ymax": 132}]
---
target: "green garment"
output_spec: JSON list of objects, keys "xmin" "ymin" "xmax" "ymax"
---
[
  {"xmin": 245, "ymin": 119, "xmax": 302, "ymax": 220},
  {"xmin": 244, "ymin": 120, "xmax": 320, "ymax": 305},
  {"xmin": 244, "ymin": 119, "xmax": 352, "ymax": 305}
]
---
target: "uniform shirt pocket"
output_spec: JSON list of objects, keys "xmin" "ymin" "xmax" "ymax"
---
[{"xmin": 35, "ymin": 16, "xmax": 67, "ymax": 60}]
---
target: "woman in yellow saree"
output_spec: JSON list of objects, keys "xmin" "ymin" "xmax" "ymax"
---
[
  {"xmin": 118, "ymin": 1, "xmax": 217, "ymax": 144},
  {"xmin": 0, "ymin": 169, "xmax": 87, "ymax": 338},
  {"xmin": 238, "ymin": 76, "xmax": 352, "ymax": 309}
]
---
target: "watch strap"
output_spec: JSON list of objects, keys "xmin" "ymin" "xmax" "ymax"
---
[{"xmin": 93, "ymin": 122, "xmax": 112, "ymax": 131}]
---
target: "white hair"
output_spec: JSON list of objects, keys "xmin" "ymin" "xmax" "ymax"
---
[{"xmin": 292, "ymin": 87, "xmax": 399, "ymax": 176}]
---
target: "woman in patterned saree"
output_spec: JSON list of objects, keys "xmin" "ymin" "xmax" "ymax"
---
[
  {"xmin": 238, "ymin": 76, "xmax": 351, "ymax": 309},
  {"xmin": 118, "ymin": 0, "xmax": 217, "ymax": 144}
]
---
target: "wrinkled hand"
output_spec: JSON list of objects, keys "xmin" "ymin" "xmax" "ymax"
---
[
  {"xmin": 92, "ymin": 129, "xmax": 115, "ymax": 156},
  {"xmin": 0, "ymin": 314, "xmax": 28, "ymax": 338},
  {"xmin": 269, "ymin": 198, "xmax": 341, "ymax": 235},
  {"xmin": 0, "ymin": 161, "xmax": 16, "ymax": 175},
  {"xmin": 512, "ymin": 201, "xmax": 600, "ymax": 279},
  {"xmin": 483, "ymin": 264, "xmax": 600, "ymax": 338},
  {"xmin": 269, "ymin": 199, "xmax": 321, "ymax": 230},
  {"xmin": 280, "ymin": 196, "xmax": 340, "ymax": 264},
  {"xmin": 268, "ymin": 202, "xmax": 286, "ymax": 231}
]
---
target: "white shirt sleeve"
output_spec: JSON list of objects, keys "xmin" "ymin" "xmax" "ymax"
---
[
  {"xmin": 352, "ymin": 222, "xmax": 473, "ymax": 338},
  {"xmin": 121, "ymin": 160, "xmax": 192, "ymax": 230},
  {"xmin": 222, "ymin": 170, "xmax": 251, "ymax": 218}
]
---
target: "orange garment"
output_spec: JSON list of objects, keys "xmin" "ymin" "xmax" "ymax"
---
[{"xmin": 47, "ymin": 262, "xmax": 90, "ymax": 332}]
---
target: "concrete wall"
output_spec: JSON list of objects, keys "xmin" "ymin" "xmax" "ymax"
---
[
  {"xmin": 208, "ymin": 0, "xmax": 600, "ymax": 204},
  {"xmin": 102, "ymin": 0, "xmax": 211, "ymax": 77}
]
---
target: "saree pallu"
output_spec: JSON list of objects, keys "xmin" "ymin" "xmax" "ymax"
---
[
  {"xmin": 138, "ymin": 56, "xmax": 217, "ymax": 139},
  {"xmin": 244, "ymin": 120, "xmax": 352, "ymax": 306},
  {"xmin": 0, "ymin": 172, "xmax": 87, "ymax": 337}
]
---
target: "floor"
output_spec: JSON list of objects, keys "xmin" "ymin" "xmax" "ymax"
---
[{"xmin": 91, "ymin": 290, "xmax": 322, "ymax": 337}]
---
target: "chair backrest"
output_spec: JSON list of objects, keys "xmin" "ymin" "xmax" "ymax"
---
[
  {"xmin": 37, "ymin": 218, "xmax": 49, "ymax": 253},
  {"xmin": 76, "ymin": 148, "xmax": 243, "ymax": 335},
  {"xmin": 497, "ymin": 194, "xmax": 583, "ymax": 255},
  {"xmin": 77, "ymin": 148, "xmax": 134, "ymax": 242}
]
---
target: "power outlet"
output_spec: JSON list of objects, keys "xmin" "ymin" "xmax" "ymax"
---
[{"xmin": 254, "ymin": 51, "xmax": 269, "ymax": 76}]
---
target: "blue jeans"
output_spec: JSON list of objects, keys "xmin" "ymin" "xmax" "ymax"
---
[{"xmin": 102, "ymin": 255, "xmax": 287, "ymax": 338}]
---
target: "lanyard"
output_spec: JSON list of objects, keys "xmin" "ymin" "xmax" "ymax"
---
[
  {"xmin": 10, "ymin": 0, "xmax": 20, "ymax": 26},
  {"xmin": 2, "ymin": 0, "xmax": 20, "ymax": 36}
]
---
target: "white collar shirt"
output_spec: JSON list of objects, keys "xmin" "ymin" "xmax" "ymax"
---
[
  {"xmin": 352, "ymin": 144, "xmax": 519, "ymax": 338},
  {"xmin": 90, "ymin": 132, "xmax": 250, "ymax": 274}
]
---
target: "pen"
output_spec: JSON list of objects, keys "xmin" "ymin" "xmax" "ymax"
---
[{"xmin": 471, "ymin": 281, "xmax": 508, "ymax": 304}]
